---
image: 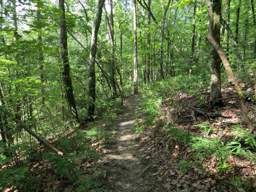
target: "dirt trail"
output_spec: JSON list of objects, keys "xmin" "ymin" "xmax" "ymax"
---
[{"xmin": 100, "ymin": 96, "xmax": 162, "ymax": 192}]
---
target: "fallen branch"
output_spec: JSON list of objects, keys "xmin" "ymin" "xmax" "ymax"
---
[{"xmin": 23, "ymin": 127, "xmax": 64, "ymax": 156}]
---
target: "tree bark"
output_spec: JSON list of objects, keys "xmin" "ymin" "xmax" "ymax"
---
[
  {"xmin": 59, "ymin": 0, "xmax": 79, "ymax": 121},
  {"xmin": 206, "ymin": 0, "xmax": 253, "ymax": 131},
  {"xmin": 191, "ymin": 0, "xmax": 197, "ymax": 63},
  {"xmin": 105, "ymin": 0, "xmax": 117, "ymax": 97},
  {"xmin": 160, "ymin": 0, "xmax": 171, "ymax": 79},
  {"xmin": 209, "ymin": 0, "xmax": 223, "ymax": 108},
  {"xmin": 12, "ymin": 0, "xmax": 22, "ymax": 142},
  {"xmin": 133, "ymin": 0, "xmax": 139, "ymax": 94},
  {"xmin": 37, "ymin": 0, "xmax": 45, "ymax": 106},
  {"xmin": 251, "ymin": 0, "xmax": 256, "ymax": 57},
  {"xmin": 145, "ymin": 0, "xmax": 152, "ymax": 83},
  {"xmin": 243, "ymin": 3, "xmax": 249, "ymax": 62},
  {"xmin": 235, "ymin": 0, "xmax": 241, "ymax": 43},
  {"xmin": 226, "ymin": 0, "xmax": 231, "ymax": 55},
  {"xmin": 87, "ymin": 0, "xmax": 105, "ymax": 120}
]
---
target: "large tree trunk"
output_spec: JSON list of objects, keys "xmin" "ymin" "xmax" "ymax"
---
[
  {"xmin": 133, "ymin": 0, "xmax": 139, "ymax": 94},
  {"xmin": 206, "ymin": 0, "xmax": 253, "ymax": 131},
  {"xmin": 209, "ymin": 0, "xmax": 223, "ymax": 108},
  {"xmin": 87, "ymin": 0, "xmax": 105, "ymax": 120},
  {"xmin": 59, "ymin": 0, "xmax": 79, "ymax": 121}
]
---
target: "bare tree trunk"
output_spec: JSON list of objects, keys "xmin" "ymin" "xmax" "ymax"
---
[
  {"xmin": 133, "ymin": 0, "xmax": 139, "ymax": 94},
  {"xmin": 209, "ymin": 0, "xmax": 223, "ymax": 108},
  {"xmin": 59, "ymin": 0, "xmax": 79, "ymax": 121},
  {"xmin": 87, "ymin": 0, "xmax": 105, "ymax": 120}
]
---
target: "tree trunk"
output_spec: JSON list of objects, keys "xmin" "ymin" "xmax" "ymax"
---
[
  {"xmin": 133, "ymin": 0, "xmax": 139, "ymax": 94},
  {"xmin": 209, "ymin": 0, "xmax": 223, "ymax": 108},
  {"xmin": 105, "ymin": 0, "xmax": 117, "ymax": 97},
  {"xmin": 146, "ymin": 0, "xmax": 152, "ymax": 83},
  {"xmin": 191, "ymin": 0, "xmax": 197, "ymax": 64},
  {"xmin": 251, "ymin": 0, "xmax": 256, "ymax": 57},
  {"xmin": 226, "ymin": 0, "xmax": 231, "ymax": 55},
  {"xmin": 37, "ymin": 0, "xmax": 45, "ymax": 106},
  {"xmin": 243, "ymin": 4, "xmax": 249, "ymax": 62},
  {"xmin": 235, "ymin": 0, "xmax": 241, "ymax": 43},
  {"xmin": 160, "ymin": 0, "xmax": 171, "ymax": 79},
  {"xmin": 87, "ymin": 0, "xmax": 105, "ymax": 120},
  {"xmin": 12, "ymin": 0, "xmax": 22, "ymax": 142},
  {"xmin": 206, "ymin": 0, "xmax": 253, "ymax": 131},
  {"xmin": 59, "ymin": 0, "xmax": 79, "ymax": 121},
  {"xmin": 119, "ymin": 28, "xmax": 123, "ymax": 89}
]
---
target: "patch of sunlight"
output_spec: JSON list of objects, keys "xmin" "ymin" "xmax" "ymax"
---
[
  {"xmin": 119, "ymin": 119, "xmax": 135, "ymax": 127},
  {"xmin": 118, "ymin": 134, "xmax": 138, "ymax": 141},
  {"xmin": 106, "ymin": 153, "xmax": 137, "ymax": 160},
  {"xmin": 83, "ymin": 128, "xmax": 99, "ymax": 138}
]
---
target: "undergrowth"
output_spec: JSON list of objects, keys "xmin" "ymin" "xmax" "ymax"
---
[{"xmin": 139, "ymin": 75, "xmax": 256, "ymax": 191}]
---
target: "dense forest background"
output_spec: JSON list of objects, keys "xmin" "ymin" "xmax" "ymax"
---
[{"xmin": 0, "ymin": 0, "xmax": 256, "ymax": 191}]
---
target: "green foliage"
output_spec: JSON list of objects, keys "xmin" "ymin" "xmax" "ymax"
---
[
  {"xmin": 177, "ymin": 160, "xmax": 193, "ymax": 173},
  {"xmin": 195, "ymin": 122, "xmax": 213, "ymax": 135},
  {"xmin": 133, "ymin": 123, "xmax": 144, "ymax": 134},
  {"xmin": 0, "ymin": 166, "xmax": 29, "ymax": 190},
  {"xmin": 165, "ymin": 124, "xmax": 192, "ymax": 144}
]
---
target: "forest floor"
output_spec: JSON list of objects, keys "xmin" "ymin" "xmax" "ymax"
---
[
  {"xmin": 1, "ymin": 83, "xmax": 256, "ymax": 192},
  {"xmin": 95, "ymin": 86, "xmax": 256, "ymax": 192}
]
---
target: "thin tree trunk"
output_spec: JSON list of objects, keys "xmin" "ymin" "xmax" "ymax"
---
[
  {"xmin": 133, "ymin": 0, "xmax": 139, "ymax": 94},
  {"xmin": 119, "ymin": 28, "xmax": 123, "ymax": 89},
  {"xmin": 0, "ymin": 0, "xmax": 4, "ymax": 44},
  {"xmin": 191, "ymin": 0, "xmax": 197, "ymax": 63},
  {"xmin": 37, "ymin": 0, "xmax": 45, "ymax": 106},
  {"xmin": 105, "ymin": 0, "xmax": 117, "ymax": 97},
  {"xmin": 227, "ymin": 0, "xmax": 231, "ymax": 55},
  {"xmin": 0, "ymin": 84, "xmax": 8, "ymax": 147},
  {"xmin": 243, "ymin": 5, "xmax": 249, "ymax": 62},
  {"xmin": 12, "ymin": 0, "xmax": 22, "ymax": 142},
  {"xmin": 87, "ymin": 0, "xmax": 105, "ymax": 120},
  {"xmin": 59, "ymin": 0, "xmax": 79, "ymax": 121},
  {"xmin": 160, "ymin": 0, "xmax": 171, "ymax": 79},
  {"xmin": 235, "ymin": 0, "xmax": 241, "ymax": 43},
  {"xmin": 209, "ymin": 0, "xmax": 223, "ymax": 108},
  {"xmin": 251, "ymin": 0, "xmax": 256, "ymax": 57}
]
